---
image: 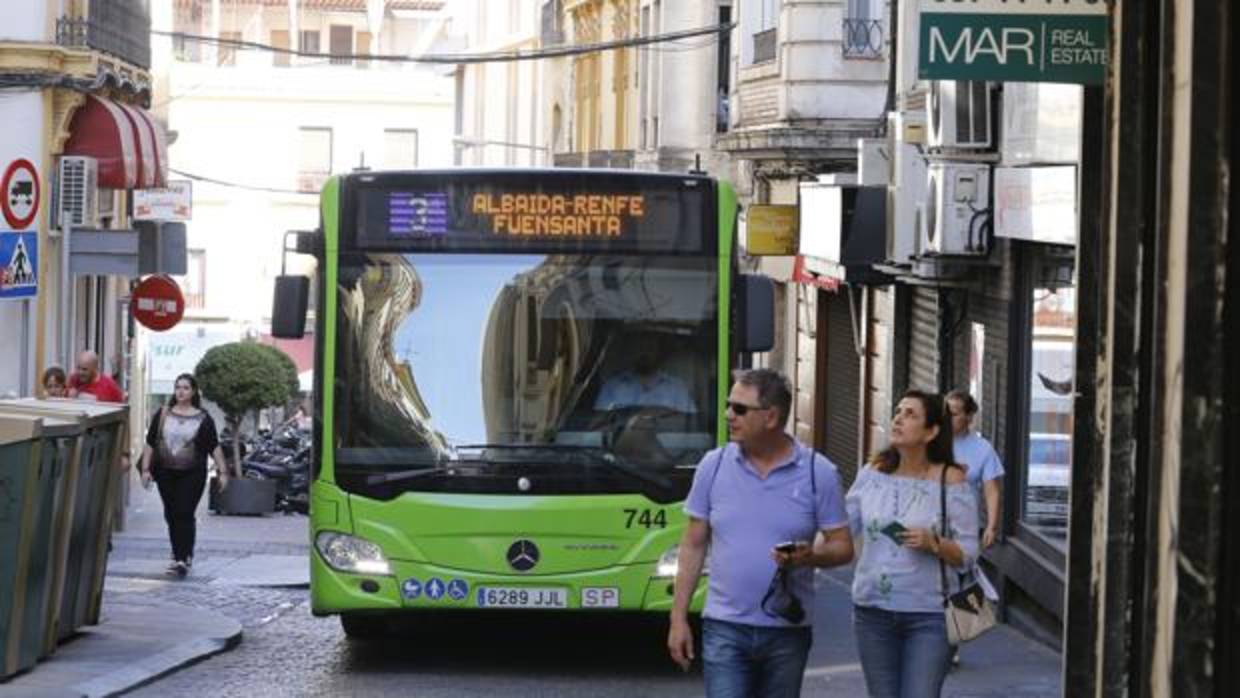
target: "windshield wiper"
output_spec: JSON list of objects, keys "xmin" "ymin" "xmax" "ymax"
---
[
  {"xmin": 452, "ymin": 443, "xmax": 676, "ymax": 495},
  {"xmin": 365, "ymin": 466, "xmax": 452, "ymax": 486}
]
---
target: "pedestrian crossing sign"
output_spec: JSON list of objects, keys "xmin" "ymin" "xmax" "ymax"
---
[{"xmin": 0, "ymin": 231, "xmax": 37, "ymax": 300}]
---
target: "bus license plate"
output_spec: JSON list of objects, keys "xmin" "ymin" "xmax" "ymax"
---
[{"xmin": 476, "ymin": 587, "xmax": 568, "ymax": 609}]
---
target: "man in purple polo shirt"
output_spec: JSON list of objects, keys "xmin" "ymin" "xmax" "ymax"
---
[{"xmin": 668, "ymin": 369, "xmax": 853, "ymax": 697}]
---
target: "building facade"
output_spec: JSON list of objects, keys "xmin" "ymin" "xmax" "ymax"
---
[
  {"xmin": 147, "ymin": 0, "xmax": 455, "ymax": 386},
  {"xmin": 718, "ymin": 0, "xmax": 890, "ymax": 481},
  {"xmin": 451, "ymin": 0, "xmax": 546, "ymax": 167},
  {"xmin": 0, "ymin": 0, "xmax": 162, "ymax": 460}
]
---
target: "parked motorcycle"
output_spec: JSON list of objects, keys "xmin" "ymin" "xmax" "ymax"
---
[{"xmin": 216, "ymin": 424, "xmax": 310, "ymax": 514}]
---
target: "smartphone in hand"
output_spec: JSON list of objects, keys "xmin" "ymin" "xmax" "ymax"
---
[
  {"xmin": 774, "ymin": 541, "xmax": 801, "ymax": 554},
  {"xmin": 880, "ymin": 521, "xmax": 908, "ymax": 544}
]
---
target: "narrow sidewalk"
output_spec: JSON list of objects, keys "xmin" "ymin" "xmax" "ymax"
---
[
  {"xmin": 803, "ymin": 567, "xmax": 1062, "ymax": 697},
  {"xmin": 0, "ymin": 594, "xmax": 241, "ymax": 698},
  {"xmin": 0, "ymin": 482, "xmax": 309, "ymax": 698}
]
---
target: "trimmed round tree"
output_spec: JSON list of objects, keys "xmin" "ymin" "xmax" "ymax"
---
[
  {"xmin": 255, "ymin": 342, "xmax": 301, "ymax": 409},
  {"xmin": 195, "ymin": 341, "xmax": 299, "ymax": 477}
]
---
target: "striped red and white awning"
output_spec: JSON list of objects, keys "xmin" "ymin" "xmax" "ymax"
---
[{"xmin": 63, "ymin": 95, "xmax": 169, "ymax": 190}]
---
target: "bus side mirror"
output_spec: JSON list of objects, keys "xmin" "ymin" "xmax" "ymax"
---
[
  {"xmin": 736, "ymin": 274, "xmax": 774, "ymax": 353},
  {"xmin": 272, "ymin": 275, "xmax": 310, "ymax": 339}
]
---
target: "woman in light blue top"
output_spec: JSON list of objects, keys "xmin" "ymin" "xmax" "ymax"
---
[
  {"xmin": 847, "ymin": 390, "xmax": 979, "ymax": 698},
  {"xmin": 946, "ymin": 389, "xmax": 1004, "ymax": 549}
]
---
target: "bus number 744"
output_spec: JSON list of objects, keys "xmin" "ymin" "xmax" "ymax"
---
[{"xmin": 623, "ymin": 508, "xmax": 667, "ymax": 529}]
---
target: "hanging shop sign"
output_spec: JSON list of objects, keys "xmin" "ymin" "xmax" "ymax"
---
[
  {"xmin": 134, "ymin": 180, "xmax": 192, "ymax": 221},
  {"xmin": 132, "ymin": 274, "xmax": 185, "ymax": 331},
  {"xmin": 744, "ymin": 205, "xmax": 799, "ymax": 256},
  {"xmin": 918, "ymin": 0, "xmax": 1108, "ymax": 84}
]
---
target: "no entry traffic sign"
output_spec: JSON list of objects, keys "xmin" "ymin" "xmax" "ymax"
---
[
  {"xmin": 132, "ymin": 274, "xmax": 185, "ymax": 331},
  {"xmin": 2, "ymin": 159, "xmax": 41, "ymax": 230}
]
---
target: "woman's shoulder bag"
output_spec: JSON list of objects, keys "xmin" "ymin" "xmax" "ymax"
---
[{"xmin": 939, "ymin": 465, "xmax": 998, "ymax": 645}]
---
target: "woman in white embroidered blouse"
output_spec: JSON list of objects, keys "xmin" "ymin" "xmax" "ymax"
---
[{"xmin": 846, "ymin": 390, "xmax": 979, "ymax": 698}]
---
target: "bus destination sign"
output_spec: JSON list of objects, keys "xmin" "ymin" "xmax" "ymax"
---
[
  {"xmin": 470, "ymin": 193, "xmax": 645, "ymax": 239},
  {"xmin": 356, "ymin": 173, "xmax": 708, "ymax": 254}
]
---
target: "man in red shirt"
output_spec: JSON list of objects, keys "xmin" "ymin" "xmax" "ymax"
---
[{"xmin": 68, "ymin": 350, "xmax": 125, "ymax": 403}]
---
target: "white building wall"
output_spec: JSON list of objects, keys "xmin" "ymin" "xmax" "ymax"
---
[
  {"xmin": 157, "ymin": 3, "xmax": 454, "ymax": 326},
  {"xmin": 451, "ymin": 0, "xmax": 546, "ymax": 167}
]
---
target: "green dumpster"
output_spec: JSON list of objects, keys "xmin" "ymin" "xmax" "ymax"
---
[
  {"xmin": 0, "ymin": 399, "xmax": 127, "ymax": 647},
  {"xmin": 0, "ymin": 413, "xmax": 74, "ymax": 677},
  {"xmin": 0, "ymin": 410, "xmax": 79, "ymax": 675}
]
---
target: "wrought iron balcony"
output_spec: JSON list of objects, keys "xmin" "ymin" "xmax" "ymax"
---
[
  {"xmin": 56, "ymin": 0, "xmax": 152, "ymax": 70},
  {"xmin": 842, "ymin": 19, "xmax": 884, "ymax": 59}
]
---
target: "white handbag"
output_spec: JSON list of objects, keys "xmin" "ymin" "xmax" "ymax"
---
[{"xmin": 938, "ymin": 467, "xmax": 998, "ymax": 646}]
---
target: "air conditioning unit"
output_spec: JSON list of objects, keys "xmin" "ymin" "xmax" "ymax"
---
[
  {"xmin": 919, "ymin": 163, "xmax": 991, "ymax": 256},
  {"xmin": 926, "ymin": 80, "xmax": 993, "ymax": 149},
  {"xmin": 886, "ymin": 141, "xmax": 927, "ymax": 265},
  {"xmin": 55, "ymin": 156, "xmax": 98, "ymax": 230}
]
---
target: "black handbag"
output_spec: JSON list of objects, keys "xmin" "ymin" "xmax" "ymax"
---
[{"xmin": 938, "ymin": 466, "xmax": 997, "ymax": 645}]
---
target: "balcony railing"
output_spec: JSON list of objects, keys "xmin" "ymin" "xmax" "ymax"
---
[
  {"xmin": 752, "ymin": 28, "xmax": 777, "ymax": 64},
  {"xmin": 842, "ymin": 19, "xmax": 884, "ymax": 59},
  {"xmin": 56, "ymin": 1, "xmax": 152, "ymax": 69}
]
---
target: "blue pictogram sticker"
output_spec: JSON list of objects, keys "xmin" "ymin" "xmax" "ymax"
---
[
  {"xmin": 447, "ymin": 579, "xmax": 469, "ymax": 601},
  {"xmin": 425, "ymin": 577, "xmax": 446, "ymax": 601},
  {"xmin": 401, "ymin": 578, "xmax": 422, "ymax": 600}
]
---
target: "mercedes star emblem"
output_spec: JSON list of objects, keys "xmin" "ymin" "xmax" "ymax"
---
[{"xmin": 506, "ymin": 539, "xmax": 540, "ymax": 572}]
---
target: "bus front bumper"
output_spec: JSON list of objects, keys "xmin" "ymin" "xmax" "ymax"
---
[{"xmin": 309, "ymin": 550, "xmax": 707, "ymax": 616}]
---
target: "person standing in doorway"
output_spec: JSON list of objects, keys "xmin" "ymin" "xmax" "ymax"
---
[
  {"xmin": 847, "ymin": 390, "xmax": 978, "ymax": 698},
  {"xmin": 138, "ymin": 373, "xmax": 231, "ymax": 578},
  {"xmin": 67, "ymin": 350, "xmax": 125, "ymax": 402},
  {"xmin": 945, "ymin": 390, "xmax": 1003, "ymax": 550},
  {"xmin": 667, "ymin": 368, "xmax": 853, "ymax": 697}
]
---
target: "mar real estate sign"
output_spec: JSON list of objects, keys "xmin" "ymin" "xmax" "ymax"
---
[{"xmin": 919, "ymin": 0, "xmax": 1108, "ymax": 84}]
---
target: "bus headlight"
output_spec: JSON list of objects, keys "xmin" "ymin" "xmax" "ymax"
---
[
  {"xmin": 655, "ymin": 545, "xmax": 710, "ymax": 578},
  {"xmin": 315, "ymin": 531, "xmax": 392, "ymax": 576}
]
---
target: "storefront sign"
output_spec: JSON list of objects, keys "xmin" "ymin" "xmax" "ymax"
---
[
  {"xmin": 994, "ymin": 166, "xmax": 1077, "ymax": 246},
  {"xmin": 132, "ymin": 274, "xmax": 185, "ymax": 331},
  {"xmin": 745, "ymin": 205, "xmax": 799, "ymax": 256},
  {"xmin": 919, "ymin": 0, "xmax": 1108, "ymax": 84},
  {"xmin": 134, "ymin": 180, "xmax": 192, "ymax": 221}
]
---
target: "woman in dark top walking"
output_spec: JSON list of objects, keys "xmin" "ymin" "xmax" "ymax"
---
[{"xmin": 138, "ymin": 373, "xmax": 231, "ymax": 578}]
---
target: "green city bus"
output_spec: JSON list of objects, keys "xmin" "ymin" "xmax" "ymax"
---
[{"xmin": 272, "ymin": 169, "xmax": 773, "ymax": 636}]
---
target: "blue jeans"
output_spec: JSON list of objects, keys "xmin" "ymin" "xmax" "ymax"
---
[
  {"xmin": 852, "ymin": 605, "xmax": 951, "ymax": 698},
  {"xmin": 701, "ymin": 618, "xmax": 812, "ymax": 698}
]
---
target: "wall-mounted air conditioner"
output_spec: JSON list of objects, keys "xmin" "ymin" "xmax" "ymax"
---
[
  {"xmin": 926, "ymin": 80, "xmax": 993, "ymax": 150},
  {"xmin": 886, "ymin": 141, "xmax": 928, "ymax": 265},
  {"xmin": 55, "ymin": 156, "xmax": 98, "ymax": 231},
  {"xmin": 919, "ymin": 162, "xmax": 991, "ymax": 256}
]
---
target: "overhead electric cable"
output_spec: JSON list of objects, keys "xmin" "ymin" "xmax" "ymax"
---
[
  {"xmin": 152, "ymin": 21, "xmax": 735, "ymax": 65},
  {"xmin": 170, "ymin": 168, "xmax": 310, "ymax": 195}
]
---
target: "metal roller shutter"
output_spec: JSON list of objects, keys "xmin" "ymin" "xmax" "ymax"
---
[
  {"xmin": 909, "ymin": 286, "xmax": 940, "ymax": 392},
  {"xmin": 822, "ymin": 289, "xmax": 861, "ymax": 480}
]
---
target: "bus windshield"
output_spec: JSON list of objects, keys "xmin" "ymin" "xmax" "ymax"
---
[{"xmin": 333, "ymin": 251, "xmax": 718, "ymax": 497}]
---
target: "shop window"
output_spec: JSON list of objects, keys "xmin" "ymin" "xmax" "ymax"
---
[{"xmin": 1021, "ymin": 286, "xmax": 1077, "ymax": 549}]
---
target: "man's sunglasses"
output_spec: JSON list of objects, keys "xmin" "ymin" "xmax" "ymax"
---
[{"xmin": 726, "ymin": 401, "xmax": 769, "ymax": 416}]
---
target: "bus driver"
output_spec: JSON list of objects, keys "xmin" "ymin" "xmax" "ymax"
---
[{"xmin": 594, "ymin": 349, "xmax": 696, "ymax": 414}]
